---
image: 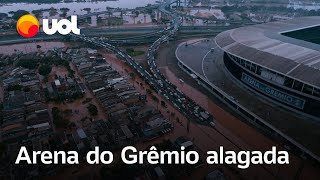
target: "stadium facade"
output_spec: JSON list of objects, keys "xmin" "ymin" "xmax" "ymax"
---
[{"xmin": 215, "ymin": 16, "xmax": 320, "ymax": 118}]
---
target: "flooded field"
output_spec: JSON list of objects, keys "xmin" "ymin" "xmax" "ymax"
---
[{"xmin": 0, "ymin": 42, "xmax": 65, "ymax": 55}]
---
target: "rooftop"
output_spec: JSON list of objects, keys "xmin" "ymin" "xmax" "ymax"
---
[{"xmin": 215, "ymin": 16, "xmax": 320, "ymax": 88}]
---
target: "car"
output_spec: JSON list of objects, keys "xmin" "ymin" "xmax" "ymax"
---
[
  {"xmin": 164, "ymin": 95, "xmax": 169, "ymax": 100},
  {"xmin": 209, "ymin": 121, "xmax": 215, "ymax": 128}
]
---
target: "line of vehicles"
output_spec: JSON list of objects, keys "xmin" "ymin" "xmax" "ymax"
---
[{"xmin": 70, "ymin": 0, "xmax": 215, "ymax": 127}]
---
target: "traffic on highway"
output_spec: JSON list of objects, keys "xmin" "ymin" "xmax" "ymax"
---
[{"xmin": 70, "ymin": 0, "xmax": 215, "ymax": 127}]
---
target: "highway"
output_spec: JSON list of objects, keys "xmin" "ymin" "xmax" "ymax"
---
[
  {"xmin": 145, "ymin": 0, "xmax": 215, "ymax": 124},
  {"xmin": 68, "ymin": 2, "xmax": 314, "ymax": 178},
  {"xmin": 0, "ymin": 25, "xmax": 238, "ymax": 45},
  {"xmin": 69, "ymin": 32, "xmax": 214, "ymax": 125},
  {"xmin": 68, "ymin": 0, "xmax": 215, "ymax": 127}
]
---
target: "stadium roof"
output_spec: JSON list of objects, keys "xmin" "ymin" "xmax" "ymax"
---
[{"xmin": 215, "ymin": 16, "xmax": 320, "ymax": 88}]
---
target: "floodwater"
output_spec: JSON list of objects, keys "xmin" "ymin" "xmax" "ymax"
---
[
  {"xmin": 0, "ymin": 0, "xmax": 158, "ymax": 15},
  {"xmin": 288, "ymin": 0, "xmax": 320, "ymax": 10},
  {"xmin": 100, "ymin": 51, "xmax": 290, "ymax": 179},
  {"xmin": 0, "ymin": 41, "xmax": 65, "ymax": 55}
]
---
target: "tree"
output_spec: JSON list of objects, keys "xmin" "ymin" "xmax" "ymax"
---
[
  {"xmin": 151, "ymin": 95, "xmax": 159, "ymax": 102},
  {"xmin": 11, "ymin": 10, "xmax": 29, "ymax": 20},
  {"xmin": 52, "ymin": 107, "xmax": 69, "ymax": 128},
  {"xmin": 126, "ymin": 48, "xmax": 134, "ymax": 53},
  {"xmin": 87, "ymin": 104, "xmax": 98, "ymax": 116},
  {"xmin": 38, "ymin": 64, "xmax": 52, "ymax": 77},
  {"xmin": 16, "ymin": 59, "xmax": 40, "ymax": 69},
  {"xmin": 60, "ymin": 8, "xmax": 70, "ymax": 13},
  {"xmin": 83, "ymin": 8, "xmax": 91, "ymax": 12},
  {"xmin": 0, "ymin": 13, "xmax": 8, "ymax": 20},
  {"xmin": 146, "ymin": 89, "xmax": 152, "ymax": 94},
  {"xmin": 129, "ymin": 72, "xmax": 136, "ymax": 79},
  {"xmin": 7, "ymin": 84, "xmax": 23, "ymax": 91}
]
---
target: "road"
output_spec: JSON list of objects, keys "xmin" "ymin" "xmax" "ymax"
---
[
  {"xmin": 0, "ymin": 25, "xmax": 238, "ymax": 45},
  {"xmin": 67, "ymin": 1, "xmax": 299, "ymax": 178}
]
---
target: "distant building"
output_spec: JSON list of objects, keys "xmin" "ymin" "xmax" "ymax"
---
[
  {"xmin": 87, "ymin": 48, "xmax": 97, "ymax": 54},
  {"xmin": 54, "ymin": 79, "xmax": 61, "ymax": 87}
]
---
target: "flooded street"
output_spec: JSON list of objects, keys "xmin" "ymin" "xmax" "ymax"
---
[
  {"xmin": 45, "ymin": 60, "xmax": 108, "ymax": 129},
  {"xmin": 99, "ymin": 50, "xmax": 283, "ymax": 179}
]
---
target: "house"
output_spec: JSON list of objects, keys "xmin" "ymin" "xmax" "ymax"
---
[{"xmin": 142, "ymin": 118, "xmax": 172, "ymax": 137}]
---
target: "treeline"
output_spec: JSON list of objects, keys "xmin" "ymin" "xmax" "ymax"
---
[{"xmin": 16, "ymin": 56, "xmax": 75, "ymax": 76}]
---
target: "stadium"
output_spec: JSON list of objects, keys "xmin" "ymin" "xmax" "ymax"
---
[{"xmin": 215, "ymin": 16, "xmax": 320, "ymax": 119}]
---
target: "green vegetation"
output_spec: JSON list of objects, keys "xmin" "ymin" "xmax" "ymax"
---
[
  {"xmin": 146, "ymin": 89, "xmax": 152, "ymax": 94},
  {"xmin": 24, "ymin": 86, "xmax": 30, "ymax": 92},
  {"xmin": 87, "ymin": 103, "xmax": 98, "ymax": 116},
  {"xmin": 60, "ymin": 8, "xmax": 70, "ymax": 12},
  {"xmin": 52, "ymin": 107, "xmax": 69, "ymax": 128},
  {"xmin": 9, "ymin": 10, "xmax": 30, "ymax": 20},
  {"xmin": 0, "ymin": 13, "xmax": 8, "ymax": 20},
  {"xmin": 38, "ymin": 64, "xmax": 52, "ymax": 77},
  {"xmin": 16, "ymin": 57, "xmax": 74, "ymax": 76},
  {"xmin": 82, "ymin": 98, "xmax": 92, "ymax": 104},
  {"xmin": 83, "ymin": 8, "xmax": 91, "ymax": 12},
  {"xmin": 151, "ymin": 94, "xmax": 159, "ymax": 102},
  {"xmin": 47, "ymin": 90, "xmax": 83, "ymax": 103},
  {"xmin": 16, "ymin": 58, "xmax": 40, "ymax": 69},
  {"xmin": 126, "ymin": 48, "xmax": 145, "ymax": 57},
  {"xmin": 106, "ymin": 17, "xmax": 123, "ymax": 26},
  {"xmin": 129, "ymin": 72, "xmax": 136, "ymax": 79},
  {"xmin": 7, "ymin": 84, "xmax": 23, "ymax": 91}
]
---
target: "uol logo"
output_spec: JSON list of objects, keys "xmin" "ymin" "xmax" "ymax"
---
[{"xmin": 16, "ymin": 14, "xmax": 80, "ymax": 38}]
